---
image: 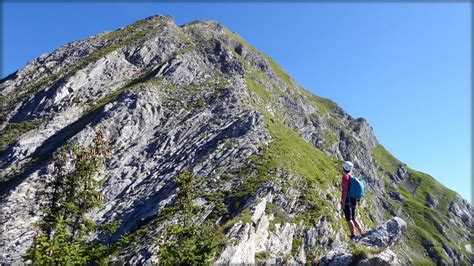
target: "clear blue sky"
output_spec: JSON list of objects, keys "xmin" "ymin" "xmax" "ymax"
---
[{"xmin": 3, "ymin": 3, "xmax": 471, "ymax": 203}]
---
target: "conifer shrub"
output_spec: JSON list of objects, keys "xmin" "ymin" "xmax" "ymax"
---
[
  {"xmin": 157, "ymin": 170, "xmax": 225, "ymax": 265},
  {"xmin": 25, "ymin": 131, "xmax": 122, "ymax": 264}
]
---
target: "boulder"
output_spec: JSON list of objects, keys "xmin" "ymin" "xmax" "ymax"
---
[{"xmin": 319, "ymin": 217, "xmax": 406, "ymax": 266}]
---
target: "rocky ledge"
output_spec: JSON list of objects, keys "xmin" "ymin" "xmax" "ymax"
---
[{"xmin": 320, "ymin": 217, "xmax": 406, "ymax": 265}]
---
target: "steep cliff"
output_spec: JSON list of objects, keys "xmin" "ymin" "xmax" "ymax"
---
[{"xmin": 0, "ymin": 15, "xmax": 472, "ymax": 264}]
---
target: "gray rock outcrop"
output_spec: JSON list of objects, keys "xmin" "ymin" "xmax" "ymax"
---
[{"xmin": 319, "ymin": 217, "xmax": 406, "ymax": 265}]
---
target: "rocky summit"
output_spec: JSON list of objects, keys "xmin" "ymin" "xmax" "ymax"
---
[{"xmin": 0, "ymin": 15, "xmax": 472, "ymax": 264}]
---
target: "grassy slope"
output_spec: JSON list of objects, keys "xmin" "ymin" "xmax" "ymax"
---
[
  {"xmin": 231, "ymin": 29, "xmax": 469, "ymax": 264},
  {"xmin": 228, "ymin": 31, "xmax": 382, "ymax": 260},
  {"xmin": 372, "ymin": 144, "xmax": 468, "ymax": 263}
]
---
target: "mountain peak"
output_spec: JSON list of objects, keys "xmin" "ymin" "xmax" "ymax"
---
[{"xmin": 0, "ymin": 15, "xmax": 471, "ymax": 265}]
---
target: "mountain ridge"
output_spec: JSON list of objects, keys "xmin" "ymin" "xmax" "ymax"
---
[{"xmin": 0, "ymin": 15, "xmax": 472, "ymax": 264}]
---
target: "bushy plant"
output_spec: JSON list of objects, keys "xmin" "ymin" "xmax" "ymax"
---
[
  {"xmin": 25, "ymin": 131, "xmax": 121, "ymax": 264},
  {"xmin": 158, "ymin": 170, "xmax": 224, "ymax": 265}
]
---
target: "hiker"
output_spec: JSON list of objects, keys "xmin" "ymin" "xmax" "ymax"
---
[{"xmin": 341, "ymin": 161, "xmax": 364, "ymax": 240}]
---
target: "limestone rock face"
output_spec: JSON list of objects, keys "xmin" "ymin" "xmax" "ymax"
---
[
  {"xmin": 319, "ymin": 217, "xmax": 406, "ymax": 266},
  {"xmin": 0, "ymin": 15, "xmax": 471, "ymax": 265},
  {"xmin": 357, "ymin": 217, "xmax": 406, "ymax": 248}
]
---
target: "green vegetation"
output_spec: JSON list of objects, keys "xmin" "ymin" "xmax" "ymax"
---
[
  {"xmin": 304, "ymin": 91, "xmax": 339, "ymax": 115},
  {"xmin": 398, "ymin": 187, "xmax": 452, "ymax": 263},
  {"xmin": 262, "ymin": 54, "xmax": 295, "ymax": 87},
  {"xmin": 358, "ymin": 205, "xmax": 376, "ymax": 229},
  {"xmin": 255, "ymin": 250, "xmax": 270, "ymax": 261},
  {"xmin": 87, "ymin": 84, "xmax": 134, "ymax": 112},
  {"xmin": 238, "ymin": 31, "xmax": 465, "ymax": 262},
  {"xmin": 322, "ymin": 131, "xmax": 338, "ymax": 148},
  {"xmin": 411, "ymin": 256, "xmax": 435, "ymax": 265},
  {"xmin": 291, "ymin": 237, "xmax": 303, "ymax": 256},
  {"xmin": 25, "ymin": 131, "xmax": 124, "ymax": 264},
  {"xmin": 0, "ymin": 120, "xmax": 42, "ymax": 152},
  {"xmin": 349, "ymin": 243, "xmax": 384, "ymax": 263},
  {"xmin": 239, "ymin": 57, "xmax": 344, "ymax": 230},
  {"xmin": 263, "ymin": 115, "xmax": 340, "ymax": 189},
  {"xmin": 225, "ymin": 29, "xmax": 260, "ymax": 54},
  {"xmin": 405, "ymin": 168, "xmax": 456, "ymax": 212},
  {"xmin": 223, "ymin": 154, "xmax": 271, "ymax": 214},
  {"xmin": 231, "ymin": 29, "xmax": 467, "ymax": 265},
  {"xmin": 371, "ymin": 143, "xmax": 466, "ymax": 264},
  {"xmin": 371, "ymin": 144, "xmax": 401, "ymax": 176},
  {"xmin": 234, "ymin": 33, "xmax": 338, "ymax": 116},
  {"xmin": 245, "ymin": 74, "xmax": 274, "ymax": 103},
  {"xmin": 222, "ymin": 208, "xmax": 253, "ymax": 233},
  {"xmin": 158, "ymin": 170, "xmax": 225, "ymax": 265}
]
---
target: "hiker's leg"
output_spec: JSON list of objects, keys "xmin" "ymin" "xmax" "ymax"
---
[
  {"xmin": 344, "ymin": 204, "xmax": 355, "ymax": 237},
  {"xmin": 347, "ymin": 220, "xmax": 355, "ymax": 236},
  {"xmin": 353, "ymin": 219, "xmax": 364, "ymax": 235},
  {"xmin": 351, "ymin": 202, "xmax": 364, "ymax": 235}
]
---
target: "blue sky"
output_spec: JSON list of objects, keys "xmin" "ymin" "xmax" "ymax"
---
[{"xmin": 3, "ymin": 3, "xmax": 471, "ymax": 203}]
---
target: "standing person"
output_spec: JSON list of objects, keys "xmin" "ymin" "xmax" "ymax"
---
[{"xmin": 341, "ymin": 161, "xmax": 364, "ymax": 240}]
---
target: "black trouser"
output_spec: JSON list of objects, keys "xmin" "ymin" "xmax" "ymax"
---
[{"xmin": 343, "ymin": 197, "xmax": 358, "ymax": 221}]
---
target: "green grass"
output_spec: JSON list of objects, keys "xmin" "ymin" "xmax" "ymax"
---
[
  {"xmin": 373, "ymin": 146, "xmax": 467, "ymax": 264},
  {"xmin": 291, "ymin": 237, "xmax": 303, "ymax": 257},
  {"xmin": 242, "ymin": 62, "xmax": 343, "ymax": 230},
  {"xmin": 371, "ymin": 144, "xmax": 400, "ymax": 176},
  {"xmin": 255, "ymin": 250, "xmax": 270, "ymax": 261},
  {"xmin": 405, "ymin": 168, "xmax": 456, "ymax": 212},
  {"xmin": 398, "ymin": 184, "xmax": 464, "ymax": 264},
  {"xmin": 216, "ymin": 111, "xmax": 342, "ymax": 230},
  {"xmin": 86, "ymin": 44, "xmax": 220, "ymax": 112},
  {"xmin": 348, "ymin": 243, "xmax": 384, "ymax": 263},
  {"xmin": 262, "ymin": 114, "xmax": 342, "ymax": 228},
  {"xmin": 411, "ymin": 256, "xmax": 436, "ymax": 265},
  {"xmin": 231, "ymin": 27, "xmax": 467, "ymax": 264},
  {"xmin": 263, "ymin": 115, "xmax": 339, "ymax": 188},
  {"xmin": 358, "ymin": 206, "xmax": 377, "ymax": 229},
  {"xmin": 224, "ymin": 155, "xmax": 271, "ymax": 214},
  {"xmin": 261, "ymin": 54, "xmax": 295, "ymax": 87},
  {"xmin": 298, "ymin": 88, "xmax": 339, "ymax": 115},
  {"xmin": 322, "ymin": 131, "xmax": 338, "ymax": 148},
  {"xmin": 372, "ymin": 143, "xmax": 464, "ymax": 264},
  {"xmin": 225, "ymin": 29, "xmax": 260, "ymax": 55},
  {"xmin": 0, "ymin": 120, "xmax": 43, "ymax": 152},
  {"xmin": 244, "ymin": 74, "xmax": 274, "ymax": 103},
  {"xmin": 222, "ymin": 208, "xmax": 253, "ymax": 232},
  {"xmin": 87, "ymin": 86, "xmax": 132, "ymax": 112}
]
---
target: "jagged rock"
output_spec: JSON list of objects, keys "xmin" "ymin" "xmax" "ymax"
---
[
  {"xmin": 216, "ymin": 195, "xmax": 300, "ymax": 264},
  {"xmin": 425, "ymin": 193, "xmax": 438, "ymax": 208},
  {"xmin": 396, "ymin": 164, "xmax": 408, "ymax": 180},
  {"xmin": 388, "ymin": 191, "xmax": 403, "ymax": 203},
  {"xmin": 319, "ymin": 217, "xmax": 406, "ymax": 266},
  {"xmin": 389, "ymin": 164, "xmax": 408, "ymax": 183},
  {"xmin": 442, "ymin": 243, "xmax": 458, "ymax": 264},
  {"xmin": 357, "ymin": 217, "xmax": 406, "ymax": 248},
  {"xmin": 448, "ymin": 200, "xmax": 471, "ymax": 227},
  {"xmin": 357, "ymin": 249, "xmax": 400, "ymax": 265},
  {"xmin": 319, "ymin": 244, "xmax": 353, "ymax": 265}
]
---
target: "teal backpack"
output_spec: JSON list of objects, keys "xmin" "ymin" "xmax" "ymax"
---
[{"xmin": 348, "ymin": 175, "xmax": 365, "ymax": 199}]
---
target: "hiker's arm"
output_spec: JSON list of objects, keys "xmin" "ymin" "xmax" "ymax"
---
[{"xmin": 341, "ymin": 175, "xmax": 349, "ymax": 209}]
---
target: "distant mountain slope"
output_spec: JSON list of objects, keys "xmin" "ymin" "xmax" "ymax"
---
[{"xmin": 0, "ymin": 15, "xmax": 471, "ymax": 264}]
